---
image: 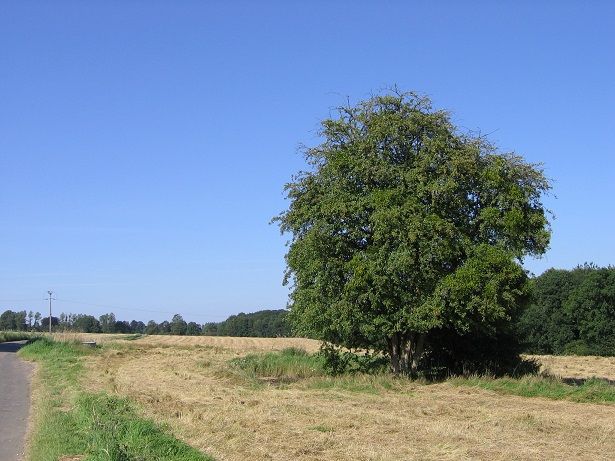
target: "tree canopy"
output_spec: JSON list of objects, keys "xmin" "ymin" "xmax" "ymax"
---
[
  {"xmin": 518, "ymin": 264, "xmax": 615, "ymax": 356},
  {"xmin": 0, "ymin": 310, "xmax": 27, "ymax": 331},
  {"xmin": 274, "ymin": 89, "xmax": 552, "ymax": 374},
  {"xmin": 216, "ymin": 310, "xmax": 292, "ymax": 337}
]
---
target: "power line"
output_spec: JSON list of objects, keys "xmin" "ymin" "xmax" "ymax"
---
[
  {"xmin": 2, "ymin": 296, "xmax": 256, "ymax": 321},
  {"xmin": 54, "ymin": 298, "xmax": 230, "ymax": 319},
  {"xmin": 0, "ymin": 299, "xmax": 49, "ymax": 303}
]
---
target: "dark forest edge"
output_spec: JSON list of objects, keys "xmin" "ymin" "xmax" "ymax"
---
[{"xmin": 2, "ymin": 264, "xmax": 614, "ymax": 358}]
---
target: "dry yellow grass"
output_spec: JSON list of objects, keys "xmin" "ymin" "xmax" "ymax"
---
[
  {"xmin": 71, "ymin": 332, "xmax": 322, "ymax": 353},
  {"xmin": 71, "ymin": 334, "xmax": 615, "ymax": 461},
  {"xmin": 528, "ymin": 354, "xmax": 615, "ymax": 382}
]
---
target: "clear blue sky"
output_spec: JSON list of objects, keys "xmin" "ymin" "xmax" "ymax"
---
[{"xmin": 1, "ymin": 1, "xmax": 613, "ymax": 324}]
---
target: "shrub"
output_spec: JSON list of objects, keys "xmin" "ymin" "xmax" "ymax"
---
[
  {"xmin": 229, "ymin": 348, "xmax": 325, "ymax": 382},
  {"xmin": 318, "ymin": 343, "xmax": 389, "ymax": 376}
]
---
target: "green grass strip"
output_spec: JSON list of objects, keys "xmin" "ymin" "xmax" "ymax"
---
[
  {"xmin": 74, "ymin": 393, "xmax": 212, "ymax": 461},
  {"xmin": 19, "ymin": 337, "xmax": 215, "ymax": 461},
  {"xmin": 0, "ymin": 331, "xmax": 34, "ymax": 343},
  {"xmin": 229, "ymin": 347, "xmax": 326, "ymax": 383},
  {"xmin": 451, "ymin": 375, "xmax": 615, "ymax": 404}
]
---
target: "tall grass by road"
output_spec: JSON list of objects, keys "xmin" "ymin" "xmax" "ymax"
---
[
  {"xmin": 18, "ymin": 337, "xmax": 215, "ymax": 461},
  {"xmin": 0, "ymin": 331, "xmax": 33, "ymax": 343}
]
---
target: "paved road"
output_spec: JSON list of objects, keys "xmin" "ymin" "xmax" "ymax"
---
[{"xmin": 0, "ymin": 340, "xmax": 34, "ymax": 461}]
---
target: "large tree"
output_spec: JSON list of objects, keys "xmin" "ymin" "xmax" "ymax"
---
[
  {"xmin": 170, "ymin": 314, "xmax": 188, "ymax": 335},
  {"xmin": 72, "ymin": 314, "xmax": 102, "ymax": 333},
  {"xmin": 274, "ymin": 89, "xmax": 552, "ymax": 374},
  {"xmin": 99, "ymin": 312, "xmax": 117, "ymax": 334}
]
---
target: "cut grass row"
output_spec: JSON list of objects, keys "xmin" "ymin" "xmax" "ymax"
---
[{"xmin": 18, "ymin": 337, "xmax": 215, "ymax": 461}]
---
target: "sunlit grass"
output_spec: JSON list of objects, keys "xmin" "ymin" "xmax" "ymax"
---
[
  {"xmin": 228, "ymin": 347, "xmax": 326, "ymax": 383},
  {"xmin": 450, "ymin": 374, "xmax": 615, "ymax": 404},
  {"xmin": 18, "ymin": 336, "xmax": 215, "ymax": 461}
]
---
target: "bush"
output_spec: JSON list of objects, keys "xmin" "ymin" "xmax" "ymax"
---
[
  {"xmin": 318, "ymin": 343, "xmax": 389, "ymax": 376},
  {"xmin": 561, "ymin": 340, "xmax": 593, "ymax": 356},
  {"xmin": 229, "ymin": 348, "xmax": 325, "ymax": 382},
  {"xmin": 0, "ymin": 331, "xmax": 32, "ymax": 343}
]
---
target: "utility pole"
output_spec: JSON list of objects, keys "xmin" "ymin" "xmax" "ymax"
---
[{"xmin": 46, "ymin": 291, "xmax": 54, "ymax": 334}]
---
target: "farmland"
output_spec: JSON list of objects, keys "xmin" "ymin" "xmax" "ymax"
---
[{"xmin": 32, "ymin": 333, "xmax": 607, "ymax": 461}]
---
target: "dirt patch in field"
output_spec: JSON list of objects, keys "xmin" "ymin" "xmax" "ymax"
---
[{"xmin": 78, "ymin": 335, "xmax": 615, "ymax": 461}]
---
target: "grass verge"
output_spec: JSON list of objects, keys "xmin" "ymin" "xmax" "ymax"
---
[
  {"xmin": 0, "ymin": 331, "xmax": 34, "ymax": 343},
  {"xmin": 451, "ymin": 374, "xmax": 615, "ymax": 404},
  {"xmin": 19, "ymin": 337, "xmax": 215, "ymax": 461}
]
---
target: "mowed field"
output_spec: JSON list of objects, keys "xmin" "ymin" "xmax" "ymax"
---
[{"xmin": 69, "ymin": 334, "xmax": 615, "ymax": 461}]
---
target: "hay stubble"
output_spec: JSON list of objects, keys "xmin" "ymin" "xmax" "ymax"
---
[{"xmin": 80, "ymin": 335, "xmax": 615, "ymax": 461}]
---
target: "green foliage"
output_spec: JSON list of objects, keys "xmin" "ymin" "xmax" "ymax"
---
[
  {"xmin": 96, "ymin": 313, "xmax": 133, "ymax": 334},
  {"xmin": 274, "ymin": 87, "xmax": 552, "ymax": 374},
  {"xmin": 201, "ymin": 322, "xmax": 219, "ymax": 336},
  {"xmin": 216, "ymin": 309, "xmax": 292, "ymax": 337},
  {"xmin": 145, "ymin": 320, "xmax": 159, "ymax": 335},
  {"xmin": 518, "ymin": 264, "xmax": 615, "ymax": 356},
  {"xmin": 129, "ymin": 320, "xmax": 146, "ymax": 334},
  {"xmin": 72, "ymin": 314, "xmax": 102, "ymax": 333},
  {"xmin": 100, "ymin": 312, "xmax": 117, "ymax": 333},
  {"xmin": 228, "ymin": 348, "xmax": 406, "ymax": 393},
  {"xmin": 0, "ymin": 309, "xmax": 28, "ymax": 331},
  {"xmin": 3, "ymin": 308, "xmax": 292, "ymax": 338},
  {"xmin": 318, "ymin": 343, "xmax": 389, "ymax": 376},
  {"xmin": 170, "ymin": 314, "xmax": 188, "ymax": 335},
  {"xmin": 41, "ymin": 316, "xmax": 59, "ymax": 330},
  {"xmin": 186, "ymin": 321, "xmax": 202, "ymax": 335}
]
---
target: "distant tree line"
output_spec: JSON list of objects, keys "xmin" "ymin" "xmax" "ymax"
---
[
  {"xmin": 0, "ymin": 308, "xmax": 292, "ymax": 338},
  {"xmin": 517, "ymin": 264, "xmax": 615, "ymax": 356},
  {"xmin": 202, "ymin": 310, "xmax": 292, "ymax": 337},
  {"xmin": 0, "ymin": 309, "xmax": 45, "ymax": 331}
]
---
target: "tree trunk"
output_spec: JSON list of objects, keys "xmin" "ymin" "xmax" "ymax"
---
[
  {"xmin": 388, "ymin": 331, "xmax": 427, "ymax": 375},
  {"xmin": 411, "ymin": 333, "xmax": 426, "ymax": 373}
]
